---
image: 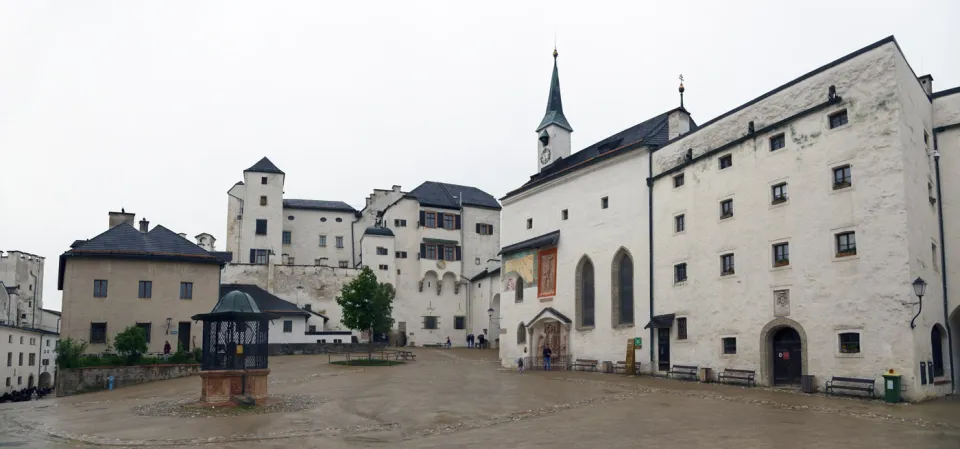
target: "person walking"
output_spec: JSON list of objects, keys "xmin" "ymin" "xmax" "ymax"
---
[
  {"xmin": 466, "ymin": 333, "xmax": 474, "ymax": 348},
  {"xmin": 543, "ymin": 344, "xmax": 553, "ymax": 371},
  {"xmin": 477, "ymin": 333, "xmax": 485, "ymax": 349},
  {"xmin": 163, "ymin": 341, "xmax": 172, "ymax": 355},
  {"xmin": 445, "ymin": 336, "xmax": 452, "ymax": 348},
  {"xmin": 517, "ymin": 356, "xmax": 524, "ymax": 373}
]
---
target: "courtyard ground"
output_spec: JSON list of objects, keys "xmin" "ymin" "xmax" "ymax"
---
[{"xmin": 1, "ymin": 348, "xmax": 959, "ymax": 448}]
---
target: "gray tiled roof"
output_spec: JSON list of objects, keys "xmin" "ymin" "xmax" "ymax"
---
[
  {"xmin": 220, "ymin": 284, "xmax": 309, "ymax": 316},
  {"xmin": 536, "ymin": 54, "xmax": 573, "ymax": 132},
  {"xmin": 283, "ymin": 199, "xmax": 357, "ymax": 213},
  {"xmin": 244, "ymin": 157, "xmax": 284, "ymax": 175},
  {"xmin": 64, "ymin": 223, "xmax": 220, "ymax": 262},
  {"xmin": 407, "ymin": 182, "xmax": 501, "ymax": 210},
  {"xmin": 364, "ymin": 226, "xmax": 394, "ymax": 237}
]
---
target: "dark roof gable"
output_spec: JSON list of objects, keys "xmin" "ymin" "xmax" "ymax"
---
[
  {"xmin": 66, "ymin": 223, "xmax": 219, "ymax": 261},
  {"xmin": 283, "ymin": 199, "xmax": 357, "ymax": 213},
  {"xmin": 220, "ymin": 284, "xmax": 309, "ymax": 316},
  {"xmin": 244, "ymin": 157, "xmax": 284, "ymax": 175},
  {"xmin": 407, "ymin": 181, "xmax": 501, "ymax": 210}
]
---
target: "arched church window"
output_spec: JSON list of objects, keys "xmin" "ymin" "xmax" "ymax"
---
[
  {"xmin": 932, "ymin": 324, "xmax": 946, "ymax": 377},
  {"xmin": 517, "ymin": 322, "xmax": 526, "ymax": 345},
  {"xmin": 576, "ymin": 256, "xmax": 595, "ymax": 328},
  {"xmin": 516, "ymin": 277, "xmax": 524, "ymax": 302},
  {"xmin": 612, "ymin": 249, "xmax": 634, "ymax": 326}
]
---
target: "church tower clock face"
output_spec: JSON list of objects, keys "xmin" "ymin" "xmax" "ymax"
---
[{"xmin": 540, "ymin": 148, "xmax": 552, "ymax": 165}]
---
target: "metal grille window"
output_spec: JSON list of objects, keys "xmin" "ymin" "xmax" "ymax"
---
[
  {"xmin": 720, "ymin": 199, "xmax": 734, "ymax": 219},
  {"xmin": 282, "ymin": 231, "xmax": 292, "ymax": 245},
  {"xmin": 773, "ymin": 243, "xmax": 789, "ymax": 267},
  {"xmin": 180, "ymin": 282, "xmax": 193, "ymax": 299},
  {"xmin": 722, "ymin": 337, "xmax": 737, "ymax": 354},
  {"xmin": 829, "ymin": 109, "xmax": 848, "ymax": 129},
  {"xmin": 839, "ymin": 332, "xmax": 860, "ymax": 354},
  {"xmin": 90, "ymin": 323, "xmax": 107, "ymax": 344},
  {"xmin": 719, "ymin": 154, "xmax": 733, "ymax": 169},
  {"xmin": 138, "ymin": 281, "xmax": 153, "ymax": 299},
  {"xmin": 319, "ymin": 235, "xmax": 327, "ymax": 247},
  {"xmin": 377, "ymin": 247, "xmax": 388, "ymax": 256},
  {"xmin": 136, "ymin": 323, "xmax": 152, "ymax": 343},
  {"xmin": 675, "ymin": 214, "xmax": 685, "ymax": 232},
  {"xmin": 93, "ymin": 279, "xmax": 108, "ymax": 298},
  {"xmin": 674, "ymin": 263, "xmax": 687, "ymax": 283},
  {"xmin": 423, "ymin": 316, "xmax": 438, "ymax": 330},
  {"xmin": 721, "ymin": 253, "xmax": 735, "ymax": 276},
  {"xmin": 677, "ymin": 317, "xmax": 688, "ymax": 340},
  {"xmin": 836, "ymin": 232, "xmax": 856, "ymax": 256},
  {"xmin": 674, "ymin": 173, "xmax": 685, "ymax": 187},
  {"xmin": 283, "ymin": 321, "xmax": 293, "ymax": 333},
  {"xmin": 772, "ymin": 183, "xmax": 788, "ymax": 203},
  {"xmin": 770, "ymin": 133, "xmax": 786, "ymax": 151},
  {"xmin": 454, "ymin": 316, "xmax": 466, "ymax": 330},
  {"xmin": 833, "ymin": 165, "xmax": 852, "ymax": 188},
  {"xmin": 255, "ymin": 219, "xmax": 267, "ymax": 235},
  {"xmin": 336, "ymin": 236, "xmax": 344, "ymax": 248}
]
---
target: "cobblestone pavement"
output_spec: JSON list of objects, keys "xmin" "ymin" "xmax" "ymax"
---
[{"xmin": 1, "ymin": 348, "xmax": 959, "ymax": 448}]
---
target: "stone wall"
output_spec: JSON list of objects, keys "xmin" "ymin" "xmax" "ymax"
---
[
  {"xmin": 267, "ymin": 342, "xmax": 384, "ymax": 356},
  {"xmin": 56, "ymin": 364, "xmax": 200, "ymax": 396}
]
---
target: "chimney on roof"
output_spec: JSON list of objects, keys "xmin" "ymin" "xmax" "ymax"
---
[
  {"xmin": 108, "ymin": 210, "xmax": 136, "ymax": 229},
  {"xmin": 918, "ymin": 74, "xmax": 933, "ymax": 96},
  {"xmin": 139, "ymin": 218, "xmax": 149, "ymax": 233},
  {"xmin": 178, "ymin": 233, "xmax": 187, "ymax": 239}
]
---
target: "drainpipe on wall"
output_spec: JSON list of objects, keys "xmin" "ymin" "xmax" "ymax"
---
[
  {"xmin": 933, "ymin": 128, "xmax": 955, "ymax": 393},
  {"xmin": 646, "ymin": 152, "xmax": 655, "ymax": 367}
]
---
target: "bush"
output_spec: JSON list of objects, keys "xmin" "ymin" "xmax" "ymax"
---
[
  {"xmin": 114, "ymin": 326, "xmax": 148, "ymax": 365},
  {"xmin": 56, "ymin": 338, "xmax": 88, "ymax": 369}
]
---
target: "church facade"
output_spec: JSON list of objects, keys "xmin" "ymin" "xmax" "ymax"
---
[{"xmin": 499, "ymin": 36, "xmax": 960, "ymax": 401}]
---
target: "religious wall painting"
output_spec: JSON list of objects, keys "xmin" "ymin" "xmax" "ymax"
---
[
  {"xmin": 503, "ymin": 249, "xmax": 537, "ymax": 292},
  {"xmin": 537, "ymin": 247, "xmax": 558, "ymax": 298}
]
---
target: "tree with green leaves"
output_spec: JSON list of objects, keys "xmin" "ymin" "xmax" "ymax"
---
[
  {"xmin": 114, "ymin": 325, "xmax": 148, "ymax": 364},
  {"xmin": 336, "ymin": 266, "xmax": 395, "ymax": 352}
]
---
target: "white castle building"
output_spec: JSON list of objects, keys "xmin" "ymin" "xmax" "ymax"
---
[
  {"xmin": 223, "ymin": 158, "xmax": 502, "ymax": 346},
  {"xmin": 498, "ymin": 37, "xmax": 960, "ymax": 401}
]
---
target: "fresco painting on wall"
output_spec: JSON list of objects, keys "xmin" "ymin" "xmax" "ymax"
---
[
  {"xmin": 537, "ymin": 248, "xmax": 557, "ymax": 298},
  {"xmin": 503, "ymin": 250, "xmax": 537, "ymax": 292}
]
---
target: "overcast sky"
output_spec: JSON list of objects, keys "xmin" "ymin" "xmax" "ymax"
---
[{"xmin": 2, "ymin": 0, "xmax": 958, "ymax": 310}]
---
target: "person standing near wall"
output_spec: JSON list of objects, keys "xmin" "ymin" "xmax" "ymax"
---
[{"xmin": 543, "ymin": 344, "xmax": 552, "ymax": 371}]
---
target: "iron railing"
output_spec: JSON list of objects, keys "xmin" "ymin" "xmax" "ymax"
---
[{"xmin": 520, "ymin": 355, "xmax": 572, "ymax": 371}]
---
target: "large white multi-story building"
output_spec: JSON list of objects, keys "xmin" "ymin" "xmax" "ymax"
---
[
  {"xmin": 0, "ymin": 250, "xmax": 45, "ymax": 328},
  {"xmin": 498, "ymin": 37, "xmax": 960, "ymax": 401},
  {"xmin": 223, "ymin": 159, "xmax": 502, "ymax": 346}
]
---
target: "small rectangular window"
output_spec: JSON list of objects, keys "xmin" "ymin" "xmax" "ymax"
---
[
  {"xmin": 839, "ymin": 332, "xmax": 860, "ymax": 354},
  {"xmin": 425, "ymin": 212, "xmax": 437, "ymax": 228},
  {"xmin": 719, "ymin": 154, "xmax": 733, "ymax": 169},
  {"xmin": 377, "ymin": 247, "xmax": 389, "ymax": 256},
  {"xmin": 319, "ymin": 235, "xmax": 327, "ymax": 247},
  {"xmin": 477, "ymin": 224, "xmax": 494, "ymax": 235},
  {"xmin": 423, "ymin": 316, "xmax": 438, "ymax": 330},
  {"xmin": 526, "ymin": 218, "xmax": 533, "ymax": 229},
  {"xmin": 829, "ymin": 109, "xmax": 848, "ymax": 129},
  {"xmin": 454, "ymin": 316, "xmax": 466, "ymax": 330},
  {"xmin": 443, "ymin": 246, "xmax": 455, "ymax": 261},
  {"xmin": 138, "ymin": 281, "xmax": 153, "ymax": 299},
  {"xmin": 722, "ymin": 337, "xmax": 737, "ymax": 355},
  {"xmin": 674, "ymin": 263, "xmax": 687, "ymax": 283},
  {"xmin": 720, "ymin": 199, "xmax": 734, "ymax": 219},
  {"xmin": 396, "ymin": 251, "xmax": 407, "ymax": 259},
  {"xmin": 601, "ymin": 197, "xmax": 609, "ymax": 209},
  {"xmin": 770, "ymin": 133, "xmax": 786, "ymax": 151},
  {"xmin": 5, "ymin": 353, "xmax": 10, "ymax": 366},
  {"xmin": 260, "ymin": 195, "xmax": 268, "ymax": 206},
  {"xmin": 674, "ymin": 174, "xmax": 685, "ymax": 187},
  {"xmin": 773, "ymin": 243, "xmax": 789, "ymax": 267},
  {"xmin": 282, "ymin": 231, "xmax": 292, "ymax": 245},
  {"xmin": 833, "ymin": 165, "xmax": 852, "ymax": 189},
  {"xmin": 336, "ymin": 236, "xmax": 344, "ymax": 248},
  {"xmin": 394, "ymin": 219, "xmax": 407, "ymax": 227},
  {"xmin": 675, "ymin": 214, "xmax": 685, "ymax": 233},
  {"xmin": 378, "ymin": 264, "xmax": 388, "ymax": 270},
  {"xmin": 933, "ymin": 243, "xmax": 939, "ymax": 270},
  {"xmin": 287, "ymin": 256, "xmax": 295, "ymax": 265},
  {"xmin": 283, "ymin": 320, "xmax": 293, "ymax": 332},
  {"xmin": 261, "ymin": 176, "xmax": 268, "ymax": 184},
  {"xmin": 90, "ymin": 323, "xmax": 107, "ymax": 344},
  {"xmin": 836, "ymin": 232, "xmax": 856, "ymax": 257},
  {"xmin": 561, "ymin": 209, "xmax": 569, "ymax": 220},
  {"xmin": 308, "ymin": 325, "xmax": 317, "ymax": 332},
  {"xmin": 93, "ymin": 279, "xmax": 108, "ymax": 298},
  {"xmin": 443, "ymin": 214, "xmax": 455, "ymax": 230},
  {"xmin": 677, "ymin": 317, "xmax": 688, "ymax": 340},
  {"xmin": 255, "ymin": 219, "xmax": 268, "ymax": 235},
  {"xmin": 28, "ymin": 353, "xmax": 35, "ymax": 366},
  {"xmin": 339, "ymin": 260, "xmax": 349, "ymax": 268},
  {"xmin": 772, "ymin": 183, "xmax": 788, "ymax": 204},
  {"xmin": 18, "ymin": 353, "xmax": 23, "ymax": 366},
  {"xmin": 426, "ymin": 245, "xmax": 438, "ymax": 260},
  {"xmin": 721, "ymin": 253, "xmax": 735, "ymax": 276},
  {"xmin": 180, "ymin": 282, "xmax": 193, "ymax": 299},
  {"xmin": 254, "ymin": 249, "xmax": 269, "ymax": 264}
]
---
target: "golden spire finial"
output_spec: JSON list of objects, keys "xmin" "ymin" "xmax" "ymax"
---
[
  {"xmin": 553, "ymin": 48, "xmax": 558, "ymax": 59},
  {"xmin": 679, "ymin": 74, "xmax": 685, "ymax": 109}
]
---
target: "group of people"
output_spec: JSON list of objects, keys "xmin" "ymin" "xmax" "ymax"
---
[
  {"xmin": 0, "ymin": 386, "xmax": 53, "ymax": 403},
  {"xmin": 465, "ymin": 333, "xmax": 488, "ymax": 348}
]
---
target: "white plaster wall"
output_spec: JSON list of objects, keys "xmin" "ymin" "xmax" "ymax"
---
[
  {"xmin": 469, "ymin": 271, "xmax": 501, "ymax": 345},
  {"xmin": 0, "ymin": 326, "xmax": 58, "ymax": 393},
  {"xmin": 239, "ymin": 171, "xmax": 284, "ymax": 262},
  {"xmin": 282, "ymin": 209, "xmax": 354, "ymax": 266},
  {"xmin": 500, "ymin": 150, "xmax": 651, "ymax": 367},
  {"xmin": 361, "ymin": 234, "xmax": 397, "ymax": 287},
  {"xmin": 461, "ymin": 206, "xmax": 501, "ymax": 280},
  {"xmin": 352, "ymin": 186, "xmax": 406, "ymax": 266},
  {"xmin": 933, "ymin": 93, "xmax": 960, "ymax": 389},
  {"xmin": 538, "ymin": 124, "xmax": 572, "ymax": 171},
  {"xmin": 226, "ymin": 183, "xmax": 245, "ymax": 258},
  {"xmin": 269, "ymin": 315, "xmax": 323, "ymax": 344},
  {"xmin": 0, "ymin": 251, "xmax": 45, "ymax": 328},
  {"xmin": 934, "ymin": 92, "xmax": 960, "ymax": 127}
]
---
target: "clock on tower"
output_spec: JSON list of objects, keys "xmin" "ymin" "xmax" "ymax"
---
[{"xmin": 540, "ymin": 148, "xmax": 552, "ymax": 165}]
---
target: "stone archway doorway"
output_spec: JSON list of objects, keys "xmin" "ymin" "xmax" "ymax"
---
[
  {"xmin": 39, "ymin": 372, "xmax": 52, "ymax": 389},
  {"xmin": 759, "ymin": 318, "xmax": 808, "ymax": 387}
]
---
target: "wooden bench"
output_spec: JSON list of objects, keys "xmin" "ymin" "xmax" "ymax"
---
[
  {"xmin": 614, "ymin": 361, "xmax": 641, "ymax": 375},
  {"xmin": 395, "ymin": 350, "xmax": 416, "ymax": 361},
  {"xmin": 667, "ymin": 364, "xmax": 699, "ymax": 381},
  {"xmin": 572, "ymin": 359, "xmax": 599, "ymax": 372},
  {"xmin": 422, "ymin": 343, "xmax": 443, "ymax": 348},
  {"xmin": 717, "ymin": 368, "xmax": 756, "ymax": 386},
  {"xmin": 826, "ymin": 376, "xmax": 875, "ymax": 397}
]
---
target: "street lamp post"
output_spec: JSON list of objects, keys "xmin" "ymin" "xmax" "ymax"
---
[{"xmin": 910, "ymin": 277, "xmax": 927, "ymax": 329}]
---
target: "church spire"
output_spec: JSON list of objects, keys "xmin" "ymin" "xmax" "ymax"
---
[{"xmin": 536, "ymin": 48, "xmax": 573, "ymax": 133}]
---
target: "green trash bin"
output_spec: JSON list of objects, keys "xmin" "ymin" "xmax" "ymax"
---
[{"xmin": 882, "ymin": 370, "xmax": 902, "ymax": 403}]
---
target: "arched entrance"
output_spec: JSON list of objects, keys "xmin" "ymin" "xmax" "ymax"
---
[
  {"xmin": 525, "ymin": 307, "xmax": 572, "ymax": 370},
  {"xmin": 759, "ymin": 318, "xmax": 808, "ymax": 387},
  {"xmin": 39, "ymin": 372, "xmax": 52, "ymax": 389},
  {"xmin": 27, "ymin": 374, "xmax": 35, "ymax": 389}
]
